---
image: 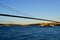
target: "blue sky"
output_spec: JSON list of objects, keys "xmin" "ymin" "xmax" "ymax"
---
[{"xmin": 0, "ymin": 0, "xmax": 60, "ymax": 24}]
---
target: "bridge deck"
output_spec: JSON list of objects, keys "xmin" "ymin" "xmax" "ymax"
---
[{"xmin": 0, "ymin": 14, "xmax": 60, "ymax": 23}]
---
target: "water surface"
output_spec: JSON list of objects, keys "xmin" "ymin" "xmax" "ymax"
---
[{"xmin": 0, "ymin": 26, "xmax": 60, "ymax": 40}]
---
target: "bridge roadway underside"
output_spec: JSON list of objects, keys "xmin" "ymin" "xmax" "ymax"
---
[{"xmin": 0, "ymin": 14, "xmax": 60, "ymax": 23}]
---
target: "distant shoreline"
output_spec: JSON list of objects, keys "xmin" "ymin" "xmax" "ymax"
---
[{"xmin": 0, "ymin": 23, "xmax": 60, "ymax": 26}]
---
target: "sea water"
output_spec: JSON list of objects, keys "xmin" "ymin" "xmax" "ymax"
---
[{"xmin": 0, "ymin": 26, "xmax": 60, "ymax": 40}]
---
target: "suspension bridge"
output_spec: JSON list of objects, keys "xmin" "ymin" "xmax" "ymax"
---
[{"xmin": 0, "ymin": 2, "xmax": 60, "ymax": 26}]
